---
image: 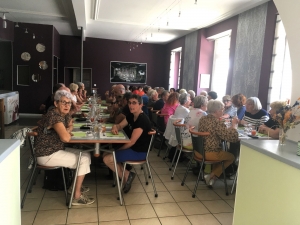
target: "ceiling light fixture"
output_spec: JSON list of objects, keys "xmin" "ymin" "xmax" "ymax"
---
[
  {"xmin": 15, "ymin": 22, "xmax": 19, "ymax": 27},
  {"xmin": 3, "ymin": 13, "xmax": 7, "ymax": 28},
  {"xmin": 195, "ymin": 0, "xmax": 197, "ymax": 4},
  {"xmin": 33, "ymin": 33, "xmax": 35, "ymax": 39},
  {"xmin": 25, "ymin": 28, "xmax": 28, "ymax": 33}
]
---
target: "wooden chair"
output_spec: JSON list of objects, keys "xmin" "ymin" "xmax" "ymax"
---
[
  {"xmin": 120, "ymin": 130, "xmax": 158, "ymax": 197},
  {"xmin": 169, "ymin": 120, "xmax": 193, "ymax": 180},
  {"xmin": 21, "ymin": 131, "xmax": 68, "ymax": 208},
  {"xmin": 180, "ymin": 127, "xmax": 229, "ymax": 197}
]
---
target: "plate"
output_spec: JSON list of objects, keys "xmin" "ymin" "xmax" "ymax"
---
[
  {"xmin": 21, "ymin": 52, "xmax": 31, "ymax": 61},
  {"xmin": 36, "ymin": 43, "xmax": 46, "ymax": 52}
]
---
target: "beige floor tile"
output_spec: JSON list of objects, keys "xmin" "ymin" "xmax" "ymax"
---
[
  {"xmin": 98, "ymin": 194, "xmax": 122, "ymax": 206},
  {"xmin": 97, "ymin": 184, "xmax": 119, "ymax": 195},
  {"xmin": 214, "ymin": 189, "xmax": 235, "ymax": 200},
  {"xmin": 21, "ymin": 186, "xmax": 46, "ymax": 199},
  {"xmin": 178, "ymin": 201, "xmax": 210, "ymax": 215},
  {"xmin": 130, "ymin": 218, "xmax": 161, "ymax": 225},
  {"xmin": 39, "ymin": 197, "xmax": 67, "ymax": 210},
  {"xmin": 202, "ymin": 200, "xmax": 234, "ymax": 213},
  {"xmin": 128, "ymin": 182, "xmax": 146, "ymax": 193},
  {"xmin": 159, "ymin": 216, "xmax": 191, "ymax": 225},
  {"xmin": 44, "ymin": 190, "xmax": 66, "ymax": 198},
  {"xmin": 150, "ymin": 161, "xmax": 169, "ymax": 168},
  {"xmin": 67, "ymin": 207, "xmax": 98, "ymax": 224},
  {"xmin": 98, "ymin": 206, "xmax": 128, "ymax": 221},
  {"xmin": 147, "ymin": 191, "xmax": 175, "ymax": 204},
  {"xmin": 170, "ymin": 190, "xmax": 199, "ymax": 202},
  {"xmin": 196, "ymin": 189, "xmax": 222, "ymax": 201},
  {"xmin": 99, "ymin": 221, "xmax": 130, "ymax": 225},
  {"xmin": 21, "ymin": 198, "xmax": 42, "ymax": 211},
  {"xmin": 164, "ymin": 182, "xmax": 189, "ymax": 191},
  {"xmin": 33, "ymin": 209, "xmax": 68, "ymax": 225},
  {"xmin": 213, "ymin": 213, "xmax": 233, "ymax": 225},
  {"xmin": 153, "ymin": 167, "xmax": 174, "ymax": 175},
  {"xmin": 158, "ymin": 174, "xmax": 180, "ymax": 182},
  {"xmin": 188, "ymin": 214, "xmax": 221, "ymax": 225},
  {"xmin": 225, "ymin": 199, "xmax": 235, "ymax": 208},
  {"xmin": 126, "ymin": 204, "xmax": 157, "ymax": 219},
  {"xmin": 68, "ymin": 223, "xmax": 98, "ymax": 225},
  {"xmin": 141, "ymin": 174, "xmax": 161, "ymax": 183},
  {"xmin": 152, "ymin": 202, "xmax": 184, "ymax": 217},
  {"xmin": 142, "ymin": 181, "xmax": 167, "ymax": 192},
  {"xmin": 123, "ymin": 192, "xmax": 150, "ymax": 205},
  {"xmin": 21, "ymin": 211, "xmax": 37, "ymax": 225},
  {"xmin": 185, "ymin": 182, "xmax": 208, "ymax": 191}
]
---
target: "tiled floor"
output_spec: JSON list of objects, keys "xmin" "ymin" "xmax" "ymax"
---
[{"xmin": 6, "ymin": 116, "xmax": 235, "ymax": 225}]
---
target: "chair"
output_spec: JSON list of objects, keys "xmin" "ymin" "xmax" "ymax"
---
[
  {"xmin": 120, "ymin": 130, "xmax": 158, "ymax": 197},
  {"xmin": 230, "ymin": 156, "xmax": 239, "ymax": 194},
  {"xmin": 155, "ymin": 110, "xmax": 169, "ymax": 157},
  {"xmin": 181, "ymin": 127, "xmax": 229, "ymax": 197},
  {"xmin": 21, "ymin": 131, "xmax": 68, "ymax": 208},
  {"xmin": 169, "ymin": 120, "xmax": 193, "ymax": 180}
]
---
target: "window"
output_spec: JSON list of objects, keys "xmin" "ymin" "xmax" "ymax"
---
[
  {"xmin": 268, "ymin": 15, "xmax": 292, "ymax": 108},
  {"xmin": 168, "ymin": 47, "xmax": 182, "ymax": 90}
]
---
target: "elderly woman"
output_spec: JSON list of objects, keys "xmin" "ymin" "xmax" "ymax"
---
[
  {"xmin": 221, "ymin": 95, "xmax": 237, "ymax": 119},
  {"xmin": 35, "ymin": 90, "xmax": 94, "ymax": 205},
  {"xmin": 207, "ymin": 91, "xmax": 218, "ymax": 100},
  {"xmin": 173, "ymin": 93, "xmax": 191, "ymax": 119},
  {"xmin": 170, "ymin": 88, "xmax": 176, "ymax": 93},
  {"xmin": 188, "ymin": 90, "xmax": 196, "ymax": 103},
  {"xmin": 200, "ymin": 90, "xmax": 208, "ymax": 97},
  {"xmin": 181, "ymin": 95, "xmax": 208, "ymax": 149},
  {"xmin": 198, "ymin": 100, "xmax": 239, "ymax": 187},
  {"xmin": 77, "ymin": 82, "xmax": 87, "ymax": 101},
  {"xmin": 69, "ymin": 83, "xmax": 83, "ymax": 105},
  {"xmin": 231, "ymin": 93, "xmax": 246, "ymax": 120},
  {"xmin": 258, "ymin": 101, "xmax": 286, "ymax": 139},
  {"xmin": 240, "ymin": 97, "xmax": 269, "ymax": 127},
  {"xmin": 161, "ymin": 92, "xmax": 180, "ymax": 124},
  {"xmin": 103, "ymin": 94, "xmax": 152, "ymax": 193},
  {"xmin": 147, "ymin": 89, "xmax": 159, "ymax": 107},
  {"xmin": 153, "ymin": 90, "xmax": 169, "ymax": 111}
]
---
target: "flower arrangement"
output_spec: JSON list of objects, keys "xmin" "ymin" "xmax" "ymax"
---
[{"xmin": 275, "ymin": 98, "xmax": 300, "ymax": 144}]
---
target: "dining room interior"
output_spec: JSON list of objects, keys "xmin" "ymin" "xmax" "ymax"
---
[{"xmin": 1, "ymin": 0, "xmax": 300, "ymax": 224}]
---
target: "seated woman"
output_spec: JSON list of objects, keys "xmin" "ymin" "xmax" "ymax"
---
[
  {"xmin": 69, "ymin": 83, "xmax": 84, "ymax": 105},
  {"xmin": 103, "ymin": 94, "xmax": 152, "ymax": 193},
  {"xmin": 153, "ymin": 90, "xmax": 169, "ymax": 110},
  {"xmin": 231, "ymin": 93, "xmax": 246, "ymax": 120},
  {"xmin": 161, "ymin": 92, "xmax": 180, "ymax": 125},
  {"xmin": 147, "ymin": 89, "xmax": 159, "ymax": 107},
  {"xmin": 35, "ymin": 90, "xmax": 94, "ymax": 205},
  {"xmin": 258, "ymin": 101, "xmax": 286, "ymax": 139},
  {"xmin": 182, "ymin": 95, "xmax": 208, "ymax": 149},
  {"xmin": 240, "ymin": 97, "xmax": 269, "ymax": 128},
  {"xmin": 77, "ymin": 82, "xmax": 87, "ymax": 102},
  {"xmin": 221, "ymin": 95, "xmax": 237, "ymax": 119},
  {"xmin": 198, "ymin": 100, "xmax": 239, "ymax": 187},
  {"xmin": 174, "ymin": 93, "xmax": 191, "ymax": 119}
]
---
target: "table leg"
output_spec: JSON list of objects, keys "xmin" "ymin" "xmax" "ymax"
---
[{"xmin": 112, "ymin": 150, "xmax": 123, "ymax": 205}]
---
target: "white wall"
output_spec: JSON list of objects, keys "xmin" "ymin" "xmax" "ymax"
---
[{"xmin": 274, "ymin": 0, "xmax": 300, "ymax": 142}]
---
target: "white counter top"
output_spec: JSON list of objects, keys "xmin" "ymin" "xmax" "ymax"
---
[
  {"xmin": 0, "ymin": 139, "xmax": 20, "ymax": 164},
  {"xmin": 241, "ymin": 139, "xmax": 300, "ymax": 170}
]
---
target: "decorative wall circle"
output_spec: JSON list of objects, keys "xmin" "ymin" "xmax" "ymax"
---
[
  {"xmin": 21, "ymin": 52, "xmax": 31, "ymax": 61},
  {"xmin": 36, "ymin": 43, "xmax": 46, "ymax": 52}
]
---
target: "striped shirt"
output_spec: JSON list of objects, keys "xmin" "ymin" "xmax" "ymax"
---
[{"xmin": 242, "ymin": 109, "xmax": 269, "ymax": 127}]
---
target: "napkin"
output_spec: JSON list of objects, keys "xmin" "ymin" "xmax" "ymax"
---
[
  {"xmin": 256, "ymin": 132, "xmax": 267, "ymax": 137},
  {"xmin": 101, "ymin": 132, "xmax": 125, "ymax": 139},
  {"xmin": 72, "ymin": 131, "xmax": 87, "ymax": 137}
]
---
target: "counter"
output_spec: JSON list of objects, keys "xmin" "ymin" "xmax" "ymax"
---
[
  {"xmin": 0, "ymin": 139, "xmax": 21, "ymax": 225},
  {"xmin": 233, "ymin": 139, "xmax": 300, "ymax": 225}
]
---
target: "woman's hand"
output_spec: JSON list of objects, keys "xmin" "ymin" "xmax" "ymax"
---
[
  {"xmin": 258, "ymin": 125, "xmax": 268, "ymax": 134},
  {"xmin": 111, "ymin": 125, "xmax": 119, "ymax": 134},
  {"xmin": 240, "ymin": 120, "xmax": 247, "ymax": 126},
  {"xmin": 231, "ymin": 117, "xmax": 239, "ymax": 128}
]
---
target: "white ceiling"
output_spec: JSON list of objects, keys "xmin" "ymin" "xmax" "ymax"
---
[{"xmin": 0, "ymin": 0, "xmax": 269, "ymax": 44}]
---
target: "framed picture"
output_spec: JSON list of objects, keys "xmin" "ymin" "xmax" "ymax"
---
[{"xmin": 110, "ymin": 61, "xmax": 147, "ymax": 84}]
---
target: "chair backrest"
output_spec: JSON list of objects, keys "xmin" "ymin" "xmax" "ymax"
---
[
  {"xmin": 146, "ymin": 129, "xmax": 157, "ymax": 159},
  {"xmin": 10, "ymin": 127, "xmax": 32, "ymax": 147},
  {"xmin": 150, "ymin": 109, "xmax": 159, "ymax": 128},
  {"xmin": 27, "ymin": 131, "xmax": 38, "ymax": 167},
  {"xmin": 173, "ymin": 120, "xmax": 185, "ymax": 146},
  {"xmin": 189, "ymin": 126, "xmax": 210, "ymax": 160},
  {"xmin": 156, "ymin": 110, "xmax": 169, "ymax": 132}
]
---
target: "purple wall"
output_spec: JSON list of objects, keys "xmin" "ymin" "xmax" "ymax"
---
[
  {"xmin": 0, "ymin": 18, "xmax": 14, "ymax": 41},
  {"xmin": 13, "ymin": 23, "xmax": 53, "ymax": 113},
  {"xmin": 258, "ymin": 1, "xmax": 278, "ymax": 108},
  {"xmin": 60, "ymin": 36, "xmax": 167, "ymax": 97}
]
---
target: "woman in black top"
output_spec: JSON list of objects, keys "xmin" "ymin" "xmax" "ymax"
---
[
  {"xmin": 258, "ymin": 101, "xmax": 286, "ymax": 139},
  {"xmin": 103, "ymin": 94, "xmax": 152, "ymax": 193}
]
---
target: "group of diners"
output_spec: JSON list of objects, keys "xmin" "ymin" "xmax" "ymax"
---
[{"xmin": 35, "ymin": 81, "xmax": 286, "ymax": 206}]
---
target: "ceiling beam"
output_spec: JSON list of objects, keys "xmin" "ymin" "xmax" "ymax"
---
[{"xmin": 72, "ymin": 0, "xmax": 87, "ymax": 30}]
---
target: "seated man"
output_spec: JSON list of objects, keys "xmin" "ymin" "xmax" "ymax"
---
[{"xmin": 102, "ymin": 94, "xmax": 152, "ymax": 193}]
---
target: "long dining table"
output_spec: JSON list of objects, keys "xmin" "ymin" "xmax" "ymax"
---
[{"xmin": 68, "ymin": 123, "xmax": 130, "ymax": 207}]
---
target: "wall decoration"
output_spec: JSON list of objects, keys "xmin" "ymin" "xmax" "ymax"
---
[
  {"xmin": 36, "ymin": 43, "xmax": 46, "ymax": 52},
  {"xmin": 39, "ymin": 61, "xmax": 48, "ymax": 70},
  {"xmin": 21, "ymin": 52, "xmax": 31, "ymax": 61},
  {"xmin": 32, "ymin": 74, "xmax": 41, "ymax": 82},
  {"xmin": 110, "ymin": 61, "xmax": 147, "ymax": 84}
]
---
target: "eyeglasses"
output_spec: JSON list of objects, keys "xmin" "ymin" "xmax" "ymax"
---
[
  {"xmin": 223, "ymin": 100, "xmax": 231, "ymax": 103},
  {"xmin": 128, "ymin": 101, "xmax": 140, "ymax": 105},
  {"xmin": 59, "ymin": 100, "xmax": 72, "ymax": 106}
]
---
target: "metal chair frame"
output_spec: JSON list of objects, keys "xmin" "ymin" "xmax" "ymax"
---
[
  {"xmin": 181, "ymin": 127, "xmax": 229, "ymax": 197},
  {"xmin": 120, "ymin": 130, "xmax": 158, "ymax": 197},
  {"xmin": 154, "ymin": 110, "xmax": 169, "ymax": 157},
  {"xmin": 169, "ymin": 120, "xmax": 193, "ymax": 180},
  {"xmin": 21, "ymin": 131, "xmax": 68, "ymax": 208}
]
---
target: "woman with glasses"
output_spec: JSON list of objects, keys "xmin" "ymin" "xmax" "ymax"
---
[
  {"xmin": 221, "ymin": 95, "xmax": 237, "ymax": 119},
  {"xmin": 198, "ymin": 100, "xmax": 239, "ymax": 187},
  {"xmin": 35, "ymin": 90, "xmax": 94, "ymax": 206},
  {"xmin": 103, "ymin": 94, "xmax": 152, "ymax": 193}
]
